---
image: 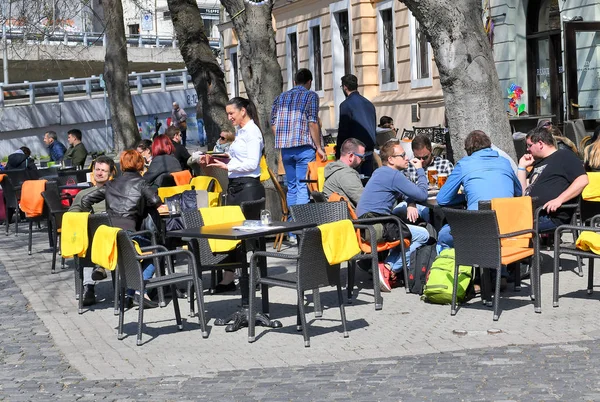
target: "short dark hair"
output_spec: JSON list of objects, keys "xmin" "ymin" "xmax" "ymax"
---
[
  {"xmin": 45, "ymin": 131, "xmax": 57, "ymax": 141},
  {"xmin": 464, "ymin": 130, "xmax": 492, "ymax": 156},
  {"xmin": 67, "ymin": 129, "xmax": 82, "ymax": 141},
  {"xmin": 379, "ymin": 140, "xmax": 399, "ymax": 165},
  {"xmin": 20, "ymin": 146, "xmax": 31, "ymax": 157},
  {"xmin": 94, "ymin": 155, "xmax": 116, "ymax": 177},
  {"xmin": 340, "ymin": 138, "xmax": 366, "ymax": 155},
  {"xmin": 341, "ymin": 74, "xmax": 358, "ymax": 91},
  {"xmin": 526, "ymin": 127, "xmax": 556, "ymax": 147},
  {"xmin": 137, "ymin": 139, "xmax": 152, "ymax": 151},
  {"xmin": 379, "ymin": 116, "xmax": 394, "ymax": 128},
  {"xmin": 412, "ymin": 135, "xmax": 432, "ymax": 152},
  {"xmin": 165, "ymin": 125, "xmax": 180, "ymax": 140},
  {"xmin": 295, "ymin": 68, "xmax": 313, "ymax": 85}
]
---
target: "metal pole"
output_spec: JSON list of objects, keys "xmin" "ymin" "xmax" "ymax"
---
[{"xmin": 2, "ymin": 25, "xmax": 8, "ymax": 84}]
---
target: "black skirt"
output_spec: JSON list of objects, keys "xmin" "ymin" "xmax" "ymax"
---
[{"xmin": 226, "ymin": 177, "xmax": 265, "ymax": 207}]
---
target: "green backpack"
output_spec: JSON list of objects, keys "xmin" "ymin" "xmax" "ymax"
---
[{"xmin": 422, "ymin": 249, "xmax": 473, "ymax": 304}]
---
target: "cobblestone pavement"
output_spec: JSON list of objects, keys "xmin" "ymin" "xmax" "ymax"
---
[{"xmin": 2, "ymin": 225, "xmax": 600, "ymax": 400}]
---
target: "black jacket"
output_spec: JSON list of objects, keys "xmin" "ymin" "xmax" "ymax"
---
[
  {"xmin": 143, "ymin": 154, "xmax": 182, "ymax": 188},
  {"xmin": 173, "ymin": 142, "xmax": 191, "ymax": 171},
  {"xmin": 81, "ymin": 171, "xmax": 161, "ymax": 231},
  {"xmin": 6, "ymin": 152, "xmax": 37, "ymax": 171}
]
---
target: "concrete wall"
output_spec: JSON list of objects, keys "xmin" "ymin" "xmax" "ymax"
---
[{"xmin": 0, "ymin": 88, "xmax": 200, "ymax": 159}]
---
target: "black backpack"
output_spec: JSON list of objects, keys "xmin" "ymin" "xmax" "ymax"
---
[
  {"xmin": 165, "ymin": 190, "xmax": 198, "ymax": 231},
  {"xmin": 407, "ymin": 223, "xmax": 438, "ymax": 295}
]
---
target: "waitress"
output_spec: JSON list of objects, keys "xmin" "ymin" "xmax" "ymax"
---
[
  {"xmin": 207, "ymin": 96, "xmax": 265, "ymax": 294},
  {"xmin": 208, "ymin": 97, "xmax": 265, "ymax": 205}
]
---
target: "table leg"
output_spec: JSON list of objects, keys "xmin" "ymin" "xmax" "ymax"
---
[{"xmin": 214, "ymin": 236, "xmax": 282, "ymax": 332}]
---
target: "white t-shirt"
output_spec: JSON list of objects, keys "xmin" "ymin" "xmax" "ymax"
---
[{"xmin": 227, "ymin": 119, "xmax": 264, "ymax": 178}]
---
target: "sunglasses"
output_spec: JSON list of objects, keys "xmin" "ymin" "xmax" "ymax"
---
[
  {"xmin": 352, "ymin": 152, "xmax": 365, "ymax": 159},
  {"xmin": 219, "ymin": 136, "xmax": 226, "ymax": 140},
  {"xmin": 414, "ymin": 154, "xmax": 431, "ymax": 161},
  {"xmin": 391, "ymin": 153, "xmax": 406, "ymax": 159}
]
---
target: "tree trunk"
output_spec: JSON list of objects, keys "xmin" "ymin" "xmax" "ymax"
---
[
  {"xmin": 220, "ymin": 0, "xmax": 283, "ymax": 170},
  {"xmin": 168, "ymin": 0, "xmax": 233, "ymax": 149},
  {"xmin": 401, "ymin": 0, "xmax": 514, "ymax": 160},
  {"xmin": 103, "ymin": 0, "xmax": 139, "ymax": 152}
]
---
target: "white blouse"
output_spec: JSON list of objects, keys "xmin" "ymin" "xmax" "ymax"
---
[{"xmin": 227, "ymin": 119, "xmax": 264, "ymax": 178}]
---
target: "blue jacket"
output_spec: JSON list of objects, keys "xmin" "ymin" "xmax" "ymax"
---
[
  {"xmin": 48, "ymin": 141, "xmax": 67, "ymax": 162},
  {"xmin": 436, "ymin": 147, "xmax": 522, "ymax": 210}
]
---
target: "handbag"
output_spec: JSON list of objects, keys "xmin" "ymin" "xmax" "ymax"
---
[
  {"xmin": 179, "ymin": 121, "xmax": 187, "ymax": 131},
  {"xmin": 60, "ymin": 177, "xmax": 83, "ymax": 207}
]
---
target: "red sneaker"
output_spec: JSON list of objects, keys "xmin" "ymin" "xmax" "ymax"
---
[{"xmin": 378, "ymin": 263, "xmax": 392, "ymax": 292}]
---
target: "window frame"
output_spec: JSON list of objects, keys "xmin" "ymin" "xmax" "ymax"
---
[
  {"xmin": 228, "ymin": 47, "xmax": 239, "ymax": 97},
  {"xmin": 409, "ymin": 12, "xmax": 433, "ymax": 89},
  {"xmin": 308, "ymin": 18, "xmax": 324, "ymax": 97},
  {"xmin": 286, "ymin": 26, "xmax": 299, "ymax": 90},
  {"xmin": 376, "ymin": 0, "xmax": 398, "ymax": 92}
]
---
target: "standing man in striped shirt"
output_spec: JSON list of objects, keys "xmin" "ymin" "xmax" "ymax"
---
[{"xmin": 271, "ymin": 68, "xmax": 326, "ymax": 211}]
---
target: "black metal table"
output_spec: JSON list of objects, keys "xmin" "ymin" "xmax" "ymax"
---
[{"xmin": 167, "ymin": 220, "xmax": 316, "ymax": 332}]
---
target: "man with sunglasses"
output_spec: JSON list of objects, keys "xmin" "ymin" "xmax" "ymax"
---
[
  {"xmin": 356, "ymin": 141, "xmax": 430, "ymax": 292},
  {"xmin": 323, "ymin": 138, "xmax": 366, "ymax": 207},
  {"xmin": 399, "ymin": 135, "xmax": 454, "ymax": 223},
  {"xmin": 519, "ymin": 126, "xmax": 588, "ymax": 232}
]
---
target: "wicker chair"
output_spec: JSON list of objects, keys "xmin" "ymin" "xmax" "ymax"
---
[
  {"xmin": 553, "ymin": 200, "xmax": 600, "ymax": 307},
  {"xmin": 240, "ymin": 197, "xmax": 266, "ymax": 221},
  {"xmin": 1, "ymin": 175, "xmax": 21, "ymax": 236},
  {"xmin": 73, "ymin": 214, "xmax": 112, "ymax": 313},
  {"xmin": 41, "ymin": 184, "xmax": 69, "ymax": 273},
  {"xmin": 443, "ymin": 208, "xmax": 538, "ymax": 321},
  {"xmin": 180, "ymin": 209, "xmax": 245, "ymax": 292},
  {"xmin": 248, "ymin": 226, "xmax": 349, "ymax": 347},
  {"xmin": 115, "ymin": 230, "xmax": 208, "ymax": 345}
]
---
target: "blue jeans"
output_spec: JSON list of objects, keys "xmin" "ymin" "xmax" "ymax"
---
[
  {"xmin": 438, "ymin": 224, "xmax": 454, "ymax": 251},
  {"xmin": 127, "ymin": 235, "xmax": 156, "ymax": 296},
  {"xmin": 392, "ymin": 201, "xmax": 431, "ymax": 223},
  {"xmin": 281, "ymin": 145, "xmax": 315, "ymax": 207},
  {"xmin": 537, "ymin": 215, "xmax": 558, "ymax": 233},
  {"xmin": 385, "ymin": 224, "xmax": 430, "ymax": 273}
]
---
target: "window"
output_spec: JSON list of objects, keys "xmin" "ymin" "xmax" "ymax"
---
[
  {"xmin": 163, "ymin": 11, "xmax": 171, "ymax": 20},
  {"xmin": 289, "ymin": 32, "xmax": 298, "ymax": 79},
  {"xmin": 229, "ymin": 50, "xmax": 239, "ymax": 97},
  {"xmin": 335, "ymin": 11, "xmax": 351, "ymax": 75},
  {"xmin": 286, "ymin": 26, "xmax": 298, "ymax": 89},
  {"xmin": 128, "ymin": 24, "xmax": 140, "ymax": 35},
  {"xmin": 308, "ymin": 19, "xmax": 323, "ymax": 93},
  {"xmin": 409, "ymin": 13, "xmax": 432, "ymax": 88},
  {"xmin": 377, "ymin": 1, "xmax": 397, "ymax": 91}
]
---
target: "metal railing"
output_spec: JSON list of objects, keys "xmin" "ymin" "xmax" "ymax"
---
[
  {"xmin": 1, "ymin": 29, "xmax": 219, "ymax": 49},
  {"xmin": 0, "ymin": 68, "xmax": 192, "ymax": 107}
]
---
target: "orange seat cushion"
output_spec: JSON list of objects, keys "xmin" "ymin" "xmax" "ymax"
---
[
  {"xmin": 358, "ymin": 239, "xmax": 409, "ymax": 253},
  {"xmin": 501, "ymin": 246, "xmax": 534, "ymax": 265}
]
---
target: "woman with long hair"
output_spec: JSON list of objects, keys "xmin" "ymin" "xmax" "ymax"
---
[
  {"xmin": 205, "ymin": 97, "xmax": 265, "ymax": 293},
  {"xmin": 143, "ymin": 134, "xmax": 182, "ymax": 187},
  {"xmin": 584, "ymin": 129, "xmax": 600, "ymax": 172}
]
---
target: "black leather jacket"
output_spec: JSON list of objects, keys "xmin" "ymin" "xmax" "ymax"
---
[
  {"xmin": 143, "ymin": 154, "xmax": 182, "ymax": 188},
  {"xmin": 81, "ymin": 171, "xmax": 162, "ymax": 231}
]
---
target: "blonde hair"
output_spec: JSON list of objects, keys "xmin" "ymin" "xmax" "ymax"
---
[{"xmin": 584, "ymin": 140, "xmax": 600, "ymax": 170}]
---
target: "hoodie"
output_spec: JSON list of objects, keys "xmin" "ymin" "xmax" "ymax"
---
[
  {"xmin": 5, "ymin": 150, "xmax": 37, "ymax": 171},
  {"xmin": 322, "ymin": 160, "xmax": 364, "ymax": 207},
  {"xmin": 436, "ymin": 147, "xmax": 522, "ymax": 210}
]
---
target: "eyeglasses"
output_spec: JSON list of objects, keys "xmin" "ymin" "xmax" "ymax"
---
[
  {"xmin": 414, "ymin": 154, "xmax": 431, "ymax": 161},
  {"xmin": 526, "ymin": 142, "xmax": 537, "ymax": 149},
  {"xmin": 391, "ymin": 153, "xmax": 406, "ymax": 159},
  {"xmin": 352, "ymin": 152, "xmax": 365, "ymax": 159}
]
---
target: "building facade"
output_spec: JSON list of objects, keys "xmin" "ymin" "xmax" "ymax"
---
[{"xmin": 221, "ymin": 0, "xmax": 600, "ymax": 135}]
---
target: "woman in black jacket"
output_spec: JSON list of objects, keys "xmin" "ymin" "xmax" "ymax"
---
[
  {"xmin": 81, "ymin": 150, "xmax": 162, "ymax": 308},
  {"xmin": 143, "ymin": 134, "xmax": 182, "ymax": 188}
]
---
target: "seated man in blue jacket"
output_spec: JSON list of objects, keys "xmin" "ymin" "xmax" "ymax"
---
[
  {"xmin": 436, "ymin": 130, "xmax": 522, "ymax": 249},
  {"xmin": 357, "ymin": 140, "xmax": 429, "ymax": 292}
]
